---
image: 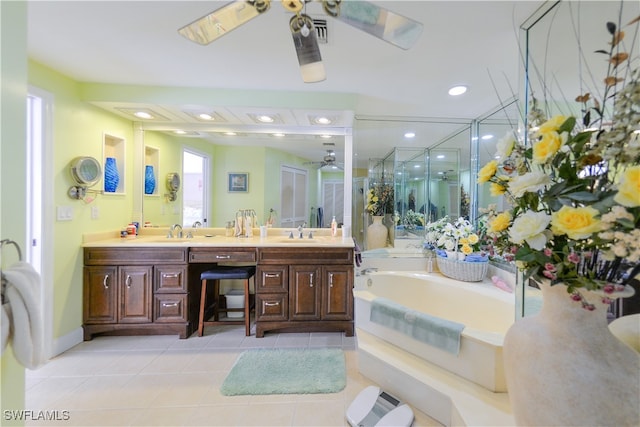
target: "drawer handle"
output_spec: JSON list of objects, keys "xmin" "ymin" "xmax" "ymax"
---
[
  {"xmin": 162, "ymin": 302, "xmax": 179, "ymax": 307},
  {"xmin": 265, "ymin": 273, "xmax": 280, "ymax": 278},
  {"xmin": 162, "ymin": 273, "xmax": 179, "ymax": 279},
  {"xmin": 215, "ymin": 255, "xmax": 231, "ymax": 259},
  {"xmin": 125, "ymin": 275, "xmax": 132, "ymax": 288},
  {"xmin": 103, "ymin": 275, "xmax": 109, "ymax": 289},
  {"xmin": 264, "ymin": 302, "xmax": 280, "ymax": 307},
  {"xmin": 329, "ymin": 273, "xmax": 334, "ymax": 287}
]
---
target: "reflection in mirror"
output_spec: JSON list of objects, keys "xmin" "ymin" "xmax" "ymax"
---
[{"xmin": 140, "ymin": 129, "xmax": 346, "ymax": 229}]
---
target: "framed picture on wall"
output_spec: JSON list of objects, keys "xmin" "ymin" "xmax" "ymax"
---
[{"xmin": 228, "ymin": 172, "xmax": 249, "ymax": 192}]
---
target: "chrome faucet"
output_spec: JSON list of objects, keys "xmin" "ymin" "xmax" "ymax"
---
[
  {"xmin": 297, "ymin": 222, "xmax": 306, "ymax": 239},
  {"xmin": 169, "ymin": 224, "xmax": 183, "ymax": 238}
]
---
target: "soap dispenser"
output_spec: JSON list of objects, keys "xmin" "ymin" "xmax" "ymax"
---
[{"xmin": 331, "ymin": 216, "xmax": 338, "ymax": 237}]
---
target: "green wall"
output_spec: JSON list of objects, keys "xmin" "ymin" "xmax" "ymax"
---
[{"xmin": 1, "ymin": 1, "xmax": 27, "ymax": 423}]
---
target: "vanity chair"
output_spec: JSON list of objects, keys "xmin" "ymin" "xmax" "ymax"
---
[{"xmin": 198, "ymin": 265, "xmax": 256, "ymax": 336}]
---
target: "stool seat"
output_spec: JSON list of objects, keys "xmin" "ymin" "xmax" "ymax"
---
[
  {"xmin": 201, "ymin": 266, "xmax": 256, "ymax": 281},
  {"xmin": 198, "ymin": 265, "xmax": 256, "ymax": 337}
]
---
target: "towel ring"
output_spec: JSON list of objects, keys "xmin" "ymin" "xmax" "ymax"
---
[{"xmin": 1, "ymin": 239, "xmax": 23, "ymax": 304}]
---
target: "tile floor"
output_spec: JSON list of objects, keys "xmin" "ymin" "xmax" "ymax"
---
[{"xmin": 25, "ymin": 324, "xmax": 441, "ymax": 426}]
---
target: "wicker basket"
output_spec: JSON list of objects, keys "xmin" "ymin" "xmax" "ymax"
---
[{"xmin": 436, "ymin": 255, "xmax": 488, "ymax": 282}]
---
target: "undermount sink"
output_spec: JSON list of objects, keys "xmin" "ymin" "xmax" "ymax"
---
[
  {"xmin": 277, "ymin": 238, "xmax": 319, "ymax": 244},
  {"xmin": 145, "ymin": 236, "xmax": 216, "ymax": 243}
]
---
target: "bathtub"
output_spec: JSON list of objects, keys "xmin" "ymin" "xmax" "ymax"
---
[{"xmin": 354, "ymin": 271, "xmax": 515, "ymax": 393}]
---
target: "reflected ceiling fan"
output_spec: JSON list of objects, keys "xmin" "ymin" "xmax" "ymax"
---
[
  {"xmin": 437, "ymin": 169, "xmax": 454, "ymax": 181},
  {"xmin": 178, "ymin": 0, "xmax": 423, "ymax": 83},
  {"xmin": 304, "ymin": 150, "xmax": 344, "ymax": 169}
]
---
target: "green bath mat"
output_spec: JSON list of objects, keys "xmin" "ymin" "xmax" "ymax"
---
[{"xmin": 220, "ymin": 348, "xmax": 346, "ymax": 396}]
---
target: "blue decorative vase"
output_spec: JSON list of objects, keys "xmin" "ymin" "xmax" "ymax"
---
[
  {"xmin": 144, "ymin": 165, "xmax": 156, "ymax": 195},
  {"xmin": 104, "ymin": 157, "xmax": 119, "ymax": 193}
]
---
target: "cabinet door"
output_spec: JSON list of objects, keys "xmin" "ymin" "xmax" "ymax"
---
[
  {"xmin": 83, "ymin": 266, "xmax": 117, "ymax": 324},
  {"xmin": 118, "ymin": 266, "xmax": 153, "ymax": 323},
  {"xmin": 321, "ymin": 266, "xmax": 354, "ymax": 320},
  {"xmin": 289, "ymin": 265, "xmax": 321, "ymax": 320}
]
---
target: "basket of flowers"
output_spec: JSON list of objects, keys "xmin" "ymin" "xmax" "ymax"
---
[{"xmin": 428, "ymin": 217, "xmax": 489, "ymax": 282}]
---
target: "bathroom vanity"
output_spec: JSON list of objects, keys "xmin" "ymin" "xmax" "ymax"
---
[{"xmin": 82, "ymin": 230, "xmax": 354, "ymax": 339}]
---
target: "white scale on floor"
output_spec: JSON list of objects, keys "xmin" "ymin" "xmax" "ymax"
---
[{"xmin": 346, "ymin": 386, "xmax": 414, "ymax": 427}]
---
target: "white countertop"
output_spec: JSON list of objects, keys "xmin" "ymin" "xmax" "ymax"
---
[{"xmin": 83, "ymin": 227, "xmax": 354, "ymax": 248}]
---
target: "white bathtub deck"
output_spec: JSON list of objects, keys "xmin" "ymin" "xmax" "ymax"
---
[{"xmin": 357, "ymin": 329, "xmax": 514, "ymax": 427}]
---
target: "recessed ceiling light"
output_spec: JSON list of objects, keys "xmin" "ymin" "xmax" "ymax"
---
[
  {"xmin": 314, "ymin": 116, "xmax": 331, "ymax": 125},
  {"xmin": 320, "ymin": 134, "xmax": 332, "ymax": 139},
  {"xmin": 224, "ymin": 132, "xmax": 237, "ymax": 136},
  {"xmin": 271, "ymin": 133, "xmax": 285, "ymax": 137},
  {"xmin": 404, "ymin": 132, "xmax": 416, "ymax": 138},
  {"xmin": 174, "ymin": 130, "xmax": 187, "ymax": 135},
  {"xmin": 257, "ymin": 115, "xmax": 275, "ymax": 123},
  {"xmin": 448, "ymin": 85, "xmax": 468, "ymax": 96},
  {"xmin": 437, "ymin": 155, "xmax": 445, "ymax": 159},
  {"xmin": 134, "ymin": 111, "xmax": 154, "ymax": 119},
  {"xmin": 481, "ymin": 134, "xmax": 494, "ymax": 140},
  {"xmin": 198, "ymin": 113, "xmax": 214, "ymax": 120},
  {"xmin": 414, "ymin": 164, "xmax": 421, "ymax": 168}
]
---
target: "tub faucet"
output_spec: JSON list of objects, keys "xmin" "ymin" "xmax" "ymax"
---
[
  {"xmin": 358, "ymin": 267, "xmax": 378, "ymax": 276},
  {"xmin": 169, "ymin": 224, "xmax": 183, "ymax": 238}
]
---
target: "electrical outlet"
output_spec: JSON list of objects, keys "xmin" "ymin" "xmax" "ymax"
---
[
  {"xmin": 91, "ymin": 206, "xmax": 99, "ymax": 219},
  {"xmin": 56, "ymin": 206, "xmax": 74, "ymax": 221}
]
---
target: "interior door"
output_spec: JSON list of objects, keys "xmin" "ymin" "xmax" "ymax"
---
[{"xmin": 280, "ymin": 166, "xmax": 308, "ymax": 228}]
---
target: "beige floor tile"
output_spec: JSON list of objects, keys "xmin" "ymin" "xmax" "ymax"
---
[
  {"xmin": 293, "ymin": 400, "xmax": 348, "ymax": 426},
  {"xmin": 237, "ymin": 402, "xmax": 297, "ymax": 426},
  {"xmin": 184, "ymin": 404, "xmax": 247, "ymax": 426}
]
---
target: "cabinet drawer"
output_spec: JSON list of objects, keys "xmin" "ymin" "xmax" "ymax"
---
[
  {"xmin": 189, "ymin": 247, "xmax": 257, "ymax": 263},
  {"xmin": 154, "ymin": 265, "xmax": 187, "ymax": 293},
  {"xmin": 256, "ymin": 266, "xmax": 288, "ymax": 293},
  {"xmin": 255, "ymin": 294, "xmax": 288, "ymax": 321},
  {"xmin": 84, "ymin": 247, "xmax": 187, "ymax": 265},
  {"xmin": 154, "ymin": 294, "xmax": 188, "ymax": 323}
]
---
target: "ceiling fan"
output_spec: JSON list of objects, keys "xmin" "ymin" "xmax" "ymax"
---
[
  {"xmin": 437, "ymin": 170, "xmax": 454, "ymax": 181},
  {"xmin": 178, "ymin": 0, "xmax": 423, "ymax": 83},
  {"xmin": 304, "ymin": 150, "xmax": 344, "ymax": 169}
]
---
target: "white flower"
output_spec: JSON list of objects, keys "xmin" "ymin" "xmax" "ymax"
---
[
  {"xmin": 508, "ymin": 210, "xmax": 551, "ymax": 250},
  {"xmin": 508, "ymin": 171, "xmax": 551, "ymax": 198},
  {"xmin": 496, "ymin": 133, "xmax": 516, "ymax": 159}
]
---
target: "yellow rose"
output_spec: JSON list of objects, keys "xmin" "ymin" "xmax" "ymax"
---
[
  {"xmin": 478, "ymin": 160, "xmax": 498, "ymax": 184},
  {"xmin": 551, "ymin": 205, "xmax": 601, "ymax": 240},
  {"xmin": 488, "ymin": 212, "xmax": 511, "ymax": 233},
  {"xmin": 614, "ymin": 165, "xmax": 640, "ymax": 207},
  {"xmin": 461, "ymin": 244, "xmax": 473, "ymax": 255},
  {"xmin": 538, "ymin": 115, "xmax": 567, "ymax": 134},
  {"xmin": 468, "ymin": 234, "xmax": 479, "ymax": 244},
  {"xmin": 533, "ymin": 131, "xmax": 566, "ymax": 164},
  {"xmin": 490, "ymin": 181, "xmax": 507, "ymax": 196}
]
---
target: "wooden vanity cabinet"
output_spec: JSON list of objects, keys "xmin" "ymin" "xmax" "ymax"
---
[
  {"xmin": 83, "ymin": 247, "xmax": 189, "ymax": 340},
  {"xmin": 255, "ymin": 247, "xmax": 354, "ymax": 337}
]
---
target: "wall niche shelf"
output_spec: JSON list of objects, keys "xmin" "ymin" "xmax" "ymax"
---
[
  {"xmin": 144, "ymin": 146, "xmax": 160, "ymax": 197},
  {"xmin": 103, "ymin": 133, "xmax": 126, "ymax": 195}
]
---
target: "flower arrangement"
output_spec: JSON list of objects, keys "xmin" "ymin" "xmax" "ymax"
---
[
  {"xmin": 365, "ymin": 184, "xmax": 394, "ymax": 216},
  {"xmin": 426, "ymin": 216, "xmax": 481, "ymax": 257},
  {"xmin": 478, "ymin": 17, "xmax": 640, "ymax": 307},
  {"xmin": 402, "ymin": 209, "xmax": 425, "ymax": 230}
]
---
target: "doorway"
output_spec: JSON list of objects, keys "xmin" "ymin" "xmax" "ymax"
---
[
  {"xmin": 280, "ymin": 166, "xmax": 308, "ymax": 228},
  {"xmin": 27, "ymin": 86, "xmax": 54, "ymax": 358},
  {"xmin": 182, "ymin": 148, "xmax": 210, "ymax": 227}
]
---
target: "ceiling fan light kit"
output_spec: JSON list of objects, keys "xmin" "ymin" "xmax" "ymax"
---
[{"xmin": 178, "ymin": 0, "xmax": 423, "ymax": 83}]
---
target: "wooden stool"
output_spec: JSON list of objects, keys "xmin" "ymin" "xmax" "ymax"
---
[{"xmin": 198, "ymin": 266, "xmax": 256, "ymax": 337}]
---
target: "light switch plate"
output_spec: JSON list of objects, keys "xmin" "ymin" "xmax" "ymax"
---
[
  {"xmin": 91, "ymin": 206, "xmax": 99, "ymax": 219},
  {"xmin": 57, "ymin": 206, "xmax": 74, "ymax": 221}
]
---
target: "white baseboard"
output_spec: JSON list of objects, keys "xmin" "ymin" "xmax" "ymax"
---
[{"xmin": 52, "ymin": 327, "xmax": 83, "ymax": 357}]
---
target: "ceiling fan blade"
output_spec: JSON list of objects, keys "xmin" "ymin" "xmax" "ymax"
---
[
  {"xmin": 178, "ymin": 1, "xmax": 270, "ymax": 45},
  {"xmin": 323, "ymin": 1, "xmax": 423, "ymax": 50},
  {"xmin": 290, "ymin": 14, "xmax": 326, "ymax": 83}
]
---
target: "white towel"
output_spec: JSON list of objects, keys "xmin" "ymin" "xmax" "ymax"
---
[{"xmin": 1, "ymin": 262, "xmax": 44, "ymax": 369}]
